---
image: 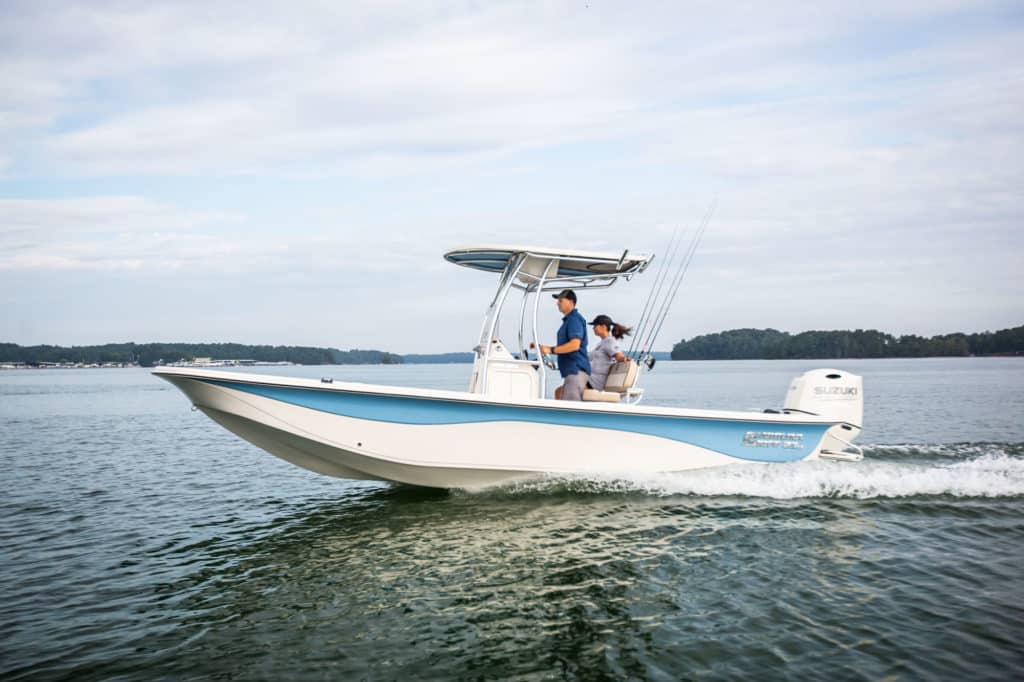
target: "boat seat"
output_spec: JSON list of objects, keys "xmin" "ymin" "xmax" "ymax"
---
[
  {"xmin": 582, "ymin": 388, "xmax": 622, "ymax": 403},
  {"xmin": 603, "ymin": 360, "xmax": 639, "ymax": 393},
  {"xmin": 582, "ymin": 361, "xmax": 639, "ymax": 403}
]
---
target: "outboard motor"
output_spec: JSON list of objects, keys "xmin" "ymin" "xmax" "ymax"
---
[
  {"xmin": 784, "ymin": 369, "xmax": 864, "ymax": 460},
  {"xmin": 784, "ymin": 368, "xmax": 863, "ymax": 425}
]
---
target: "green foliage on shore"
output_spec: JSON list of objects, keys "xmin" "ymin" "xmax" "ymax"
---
[
  {"xmin": 670, "ymin": 325, "xmax": 1024, "ymax": 360},
  {"xmin": 0, "ymin": 342, "xmax": 403, "ymax": 367}
]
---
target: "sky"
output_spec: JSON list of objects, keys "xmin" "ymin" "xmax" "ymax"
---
[{"xmin": 1, "ymin": 0, "xmax": 1022, "ymax": 354}]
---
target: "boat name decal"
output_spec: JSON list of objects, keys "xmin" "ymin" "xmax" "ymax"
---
[{"xmin": 743, "ymin": 431, "xmax": 804, "ymax": 449}]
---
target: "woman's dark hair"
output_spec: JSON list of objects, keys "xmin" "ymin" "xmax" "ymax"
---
[{"xmin": 591, "ymin": 314, "xmax": 632, "ymax": 339}]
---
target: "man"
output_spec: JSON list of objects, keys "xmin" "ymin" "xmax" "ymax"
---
[{"xmin": 539, "ymin": 289, "xmax": 591, "ymax": 400}]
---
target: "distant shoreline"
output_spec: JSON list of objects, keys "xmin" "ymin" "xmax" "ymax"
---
[
  {"xmin": 2, "ymin": 354, "xmax": 1020, "ymax": 371},
  {"xmin": 0, "ymin": 343, "xmax": 401, "ymax": 368},
  {"xmin": 2, "ymin": 325, "xmax": 1020, "ymax": 367}
]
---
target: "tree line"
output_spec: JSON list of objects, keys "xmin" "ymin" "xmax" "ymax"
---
[
  {"xmin": 6, "ymin": 326, "xmax": 1020, "ymax": 365},
  {"xmin": 0, "ymin": 342, "xmax": 403, "ymax": 367},
  {"xmin": 670, "ymin": 325, "xmax": 1024, "ymax": 360}
]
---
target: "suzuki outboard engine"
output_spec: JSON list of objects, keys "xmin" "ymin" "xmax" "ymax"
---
[{"xmin": 783, "ymin": 369, "xmax": 864, "ymax": 460}]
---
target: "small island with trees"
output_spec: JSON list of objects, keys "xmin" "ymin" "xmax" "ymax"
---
[{"xmin": 670, "ymin": 325, "xmax": 1023, "ymax": 360}]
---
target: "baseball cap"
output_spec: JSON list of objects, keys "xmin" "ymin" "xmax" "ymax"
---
[{"xmin": 551, "ymin": 289, "xmax": 577, "ymax": 303}]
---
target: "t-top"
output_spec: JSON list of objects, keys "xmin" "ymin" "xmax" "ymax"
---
[
  {"xmin": 588, "ymin": 336, "xmax": 621, "ymax": 390},
  {"xmin": 556, "ymin": 308, "xmax": 591, "ymax": 378}
]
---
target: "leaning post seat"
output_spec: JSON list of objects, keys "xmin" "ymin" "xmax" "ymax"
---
[
  {"xmin": 582, "ymin": 360, "xmax": 640, "ymax": 403},
  {"xmin": 603, "ymin": 360, "xmax": 639, "ymax": 392},
  {"xmin": 581, "ymin": 388, "xmax": 621, "ymax": 402}
]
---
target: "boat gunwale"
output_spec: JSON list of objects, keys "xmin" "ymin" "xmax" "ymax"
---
[{"xmin": 152, "ymin": 366, "xmax": 861, "ymax": 429}]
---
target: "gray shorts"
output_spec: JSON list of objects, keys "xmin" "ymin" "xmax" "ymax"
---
[{"xmin": 560, "ymin": 371, "xmax": 590, "ymax": 401}]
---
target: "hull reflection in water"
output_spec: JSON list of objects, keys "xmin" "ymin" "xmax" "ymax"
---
[{"xmin": 142, "ymin": 486, "xmax": 873, "ymax": 681}]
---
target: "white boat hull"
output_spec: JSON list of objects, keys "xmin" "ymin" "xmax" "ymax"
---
[{"xmin": 154, "ymin": 368, "xmax": 860, "ymax": 489}]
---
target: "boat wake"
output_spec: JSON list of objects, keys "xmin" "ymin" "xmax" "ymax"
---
[{"xmin": 482, "ymin": 443, "xmax": 1024, "ymax": 499}]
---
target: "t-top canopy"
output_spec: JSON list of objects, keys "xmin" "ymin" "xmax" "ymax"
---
[{"xmin": 444, "ymin": 245, "xmax": 652, "ymax": 284}]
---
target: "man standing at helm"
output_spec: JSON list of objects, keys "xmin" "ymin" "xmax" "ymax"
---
[{"xmin": 539, "ymin": 289, "xmax": 591, "ymax": 400}]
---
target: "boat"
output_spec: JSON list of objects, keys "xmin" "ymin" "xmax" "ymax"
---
[{"xmin": 154, "ymin": 245, "xmax": 864, "ymax": 489}]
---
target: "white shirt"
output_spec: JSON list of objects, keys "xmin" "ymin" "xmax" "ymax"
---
[{"xmin": 588, "ymin": 336, "xmax": 621, "ymax": 390}]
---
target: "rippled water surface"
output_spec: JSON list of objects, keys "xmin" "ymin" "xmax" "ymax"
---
[{"xmin": 2, "ymin": 359, "xmax": 1023, "ymax": 680}]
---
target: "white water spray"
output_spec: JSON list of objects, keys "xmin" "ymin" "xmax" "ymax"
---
[{"xmin": 482, "ymin": 445, "xmax": 1024, "ymax": 499}]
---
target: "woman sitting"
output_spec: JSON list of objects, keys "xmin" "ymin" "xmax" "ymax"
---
[{"xmin": 587, "ymin": 314, "xmax": 632, "ymax": 391}]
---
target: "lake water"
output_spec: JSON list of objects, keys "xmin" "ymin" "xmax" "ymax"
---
[{"xmin": 2, "ymin": 359, "xmax": 1023, "ymax": 680}]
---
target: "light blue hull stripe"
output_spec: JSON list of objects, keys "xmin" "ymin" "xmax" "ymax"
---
[{"xmin": 202, "ymin": 379, "xmax": 829, "ymax": 463}]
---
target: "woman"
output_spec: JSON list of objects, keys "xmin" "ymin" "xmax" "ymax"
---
[{"xmin": 587, "ymin": 314, "xmax": 632, "ymax": 391}]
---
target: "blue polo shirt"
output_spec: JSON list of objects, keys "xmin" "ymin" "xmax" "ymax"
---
[{"xmin": 556, "ymin": 308, "xmax": 591, "ymax": 378}]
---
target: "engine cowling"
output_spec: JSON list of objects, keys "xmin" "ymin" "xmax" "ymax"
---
[{"xmin": 783, "ymin": 368, "xmax": 863, "ymax": 427}]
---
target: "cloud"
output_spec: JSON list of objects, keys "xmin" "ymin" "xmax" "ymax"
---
[
  {"xmin": 35, "ymin": 8, "xmax": 641, "ymax": 175},
  {"xmin": 0, "ymin": 197, "xmax": 244, "ymax": 271},
  {"xmin": 5, "ymin": 0, "xmax": 1011, "ymax": 200},
  {"xmin": 0, "ymin": 195, "xmax": 456, "ymax": 275}
]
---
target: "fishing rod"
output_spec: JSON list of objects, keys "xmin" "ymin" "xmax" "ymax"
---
[
  {"xmin": 630, "ymin": 222, "xmax": 697, "ymax": 362},
  {"xmin": 627, "ymin": 224, "xmax": 685, "ymax": 359},
  {"xmin": 627, "ymin": 226, "xmax": 678, "ymax": 358},
  {"xmin": 638, "ymin": 201, "xmax": 715, "ymax": 360},
  {"xmin": 638, "ymin": 212, "xmax": 707, "ymax": 356},
  {"xmin": 636, "ymin": 199, "xmax": 716, "ymax": 363}
]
